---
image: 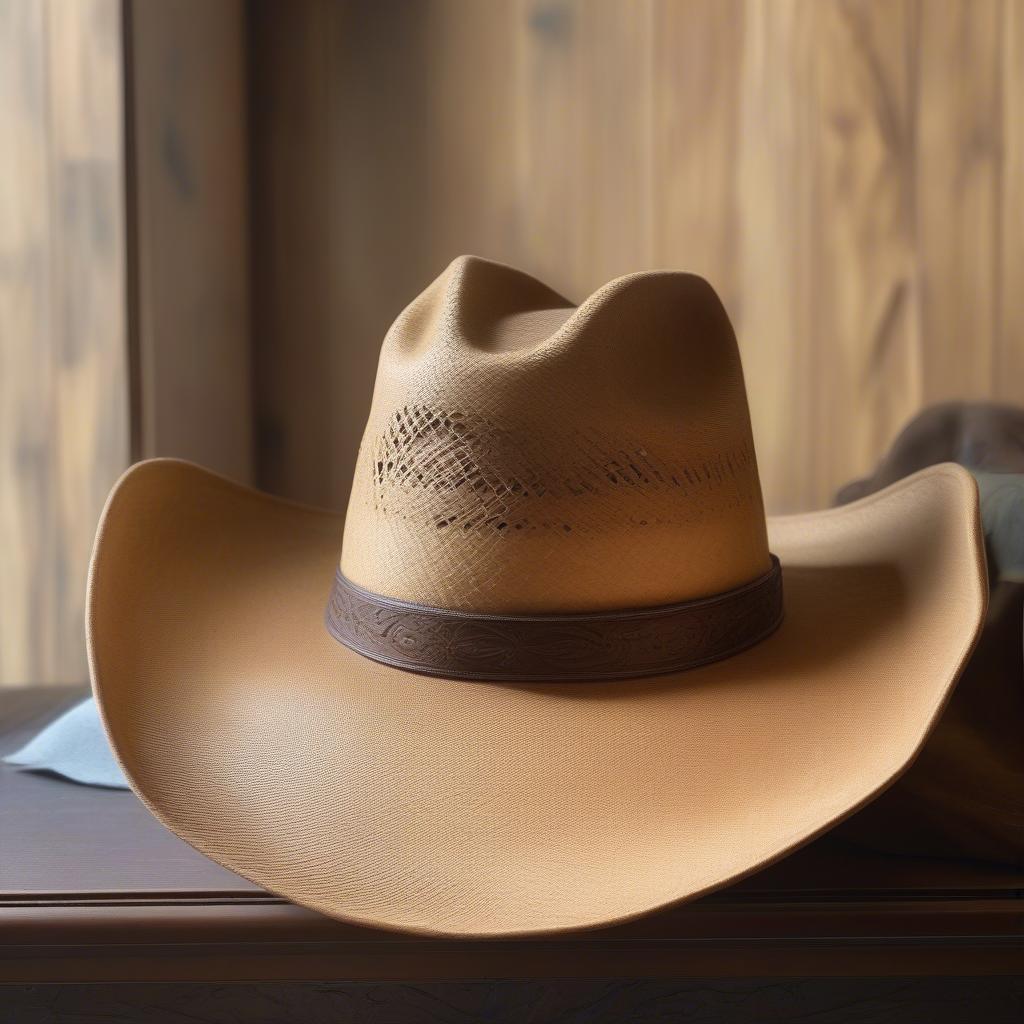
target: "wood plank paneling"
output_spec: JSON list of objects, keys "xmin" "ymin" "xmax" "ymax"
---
[
  {"xmin": 2, "ymin": 0, "xmax": 1021, "ymax": 685},
  {"xmin": 998, "ymin": 0, "xmax": 1024, "ymax": 400},
  {"xmin": 651, "ymin": 0, "xmax": 744, "ymax": 311},
  {"xmin": 2, "ymin": 0, "xmax": 252, "ymax": 686},
  {"xmin": 0, "ymin": 0, "xmax": 57, "ymax": 687},
  {"xmin": 0, "ymin": 0, "xmax": 128, "ymax": 687},
  {"xmin": 734, "ymin": 0, "xmax": 819, "ymax": 510},
  {"xmin": 251, "ymin": 0, "xmax": 1024, "ymax": 519},
  {"xmin": 249, "ymin": 0, "xmax": 339, "ymax": 508},
  {"xmin": 252, "ymin": 0, "xmax": 1024, "ymax": 517},
  {"xmin": 515, "ymin": 0, "xmax": 656, "ymax": 293},
  {"xmin": 915, "ymin": 0, "xmax": 1003, "ymax": 403},
  {"xmin": 127, "ymin": 0, "xmax": 253, "ymax": 482},
  {"xmin": 805, "ymin": 0, "xmax": 921, "ymax": 506}
]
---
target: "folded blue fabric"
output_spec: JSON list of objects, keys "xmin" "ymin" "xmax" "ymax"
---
[{"xmin": 4, "ymin": 697, "xmax": 129, "ymax": 789}]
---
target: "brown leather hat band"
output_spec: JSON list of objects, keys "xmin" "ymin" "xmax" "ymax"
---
[{"xmin": 325, "ymin": 556, "xmax": 783, "ymax": 682}]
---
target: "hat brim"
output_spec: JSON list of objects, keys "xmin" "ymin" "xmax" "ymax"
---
[{"xmin": 88, "ymin": 459, "xmax": 986, "ymax": 937}]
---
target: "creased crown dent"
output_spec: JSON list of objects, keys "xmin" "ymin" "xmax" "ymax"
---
[{"xmin": 341, "ymin": 256, "xmax": 771, "ymax": 614}]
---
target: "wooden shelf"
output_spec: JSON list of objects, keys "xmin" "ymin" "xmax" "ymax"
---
[{"xmin": 2, "ymin": 687, "xmax": 1020, "ymax": 984}]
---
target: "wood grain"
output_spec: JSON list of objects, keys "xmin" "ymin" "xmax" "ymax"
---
[
  {"xmin": 915, "ymin": 0, "xmax": 1002, "ymax": 403},
  {"xmin": 126, "ymin": 0, "xmax": 253, "ymax": 482},
  {"xmin": 0, "ymin": 0, "xmax": 128, "ymax": 688},
  {"xmin": 1, "ymin": 0, "xmax": 252, "ymax": 687},
  {"xmin": 805, "ymin": 0, "xmax": 921, "ymax": 507},
  {"xmin": 4, "ymin": 1, "xmax": 1023, "ymax": 685},
  {"xmin": 250, "ymin": 0, "xmax": 1024, "ymax": 515},
  {"xmin": 4, "ymin": 977, "xmax": 1024, "ymax": 1023},
  {"xmin": 998, "ymin": 0, "xmax": 1024, "ymax": 399},
  {"xmin": 516, "ymin": 0, "xmax": 656, "ymax": 293},
  {"xmin": 733, "ymin": 0, "xmax": 818, "ymax": 509},
  {"xmin": 249, "ymin": 0, "xmax": 339, "ymax": 508}
]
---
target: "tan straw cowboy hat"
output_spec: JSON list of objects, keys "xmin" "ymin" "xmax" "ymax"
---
[{"xmin": 88, "ymin": 256, "xmax": 987, "ymax": 937}]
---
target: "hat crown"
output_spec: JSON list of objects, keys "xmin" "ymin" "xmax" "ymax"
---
[{"xmin": 340, "ymin": 256, "xmax": 770, "ymax": 612}]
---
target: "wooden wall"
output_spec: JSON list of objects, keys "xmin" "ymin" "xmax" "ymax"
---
[
  {"xmin": 0, "ymin": 0, "xmax": 249, "ymax": 687},
  {"xmin": 0, "ymin": 0, "xmax": 128, "ymax": 687},
  {"xmin": 250, "ymin": 0, "xmax": 1024, "ymax": 515},
  {"xmin": 127, "ymin": 0, "xmax": 253, "ymax": 482},
  {"xmin": 2, "ymin": 0, "xmax": 1022, "ymax": 685}
]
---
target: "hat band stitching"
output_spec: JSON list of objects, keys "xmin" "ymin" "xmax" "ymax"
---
[{"xmin": 324, "ymin": 557, "xmax": 784, "ymax": 682}]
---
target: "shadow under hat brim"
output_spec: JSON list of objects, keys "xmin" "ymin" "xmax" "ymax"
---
[{"xmin": 87, "ymin": 459, "xmax": 986, "ymax": 937}]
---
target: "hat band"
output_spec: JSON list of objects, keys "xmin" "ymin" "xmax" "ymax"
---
[{"xmin": 325, "ymin": 556, "xmax": 783, "ymax": 682}]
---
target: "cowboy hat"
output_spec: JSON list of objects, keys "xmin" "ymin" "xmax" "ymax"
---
[{"xmin": 88, "ymin": 256, "xmax": 987, "ymax": 937}]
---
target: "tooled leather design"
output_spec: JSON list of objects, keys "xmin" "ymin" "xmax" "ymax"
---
[{"xmin": 325, "ymin": 557, "xmax": 783, "ymax": 682}]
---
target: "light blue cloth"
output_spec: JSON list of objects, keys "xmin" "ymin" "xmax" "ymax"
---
[{"xmin": 4, "ymin": 697, "xmax": 129, "ymax": 789}]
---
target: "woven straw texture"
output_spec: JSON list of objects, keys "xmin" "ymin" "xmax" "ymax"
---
[{"xmin": 342, "ymin": 257, "xmax": 769, "ymax": 612}]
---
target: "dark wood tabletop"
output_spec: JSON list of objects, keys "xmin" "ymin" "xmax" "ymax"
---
[{"xmin": 2, "ymin": 685, "xmax": 1022, "ymax": 1018}]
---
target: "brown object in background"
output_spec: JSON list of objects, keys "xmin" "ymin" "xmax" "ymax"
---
[{"xmin": 835, "ymin": 403, "xmax": 1024, "ymax": 866}]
